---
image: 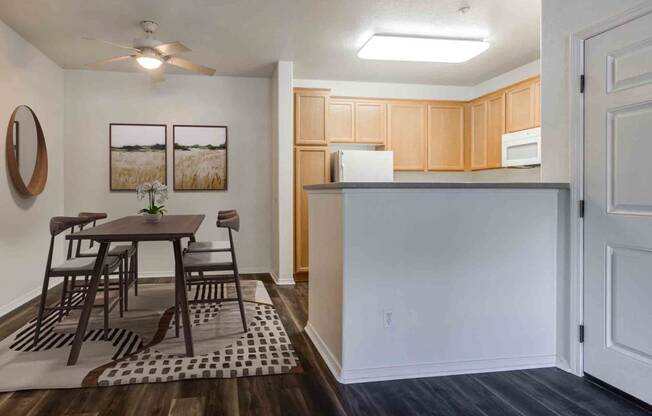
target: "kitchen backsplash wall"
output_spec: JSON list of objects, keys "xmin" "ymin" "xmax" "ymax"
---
[{"xmin": 394, "ymin": 167, "xmax": 542, "ymax": 183}]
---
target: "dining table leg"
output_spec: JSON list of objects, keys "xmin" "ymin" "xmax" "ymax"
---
[
  {"xmin": 67, "ymin": 241, "xmax": 110, "ymax": 366},
  {"xmin": 187, "ymin": 235, "xmax": 203, "ymax": 289},
  {"xmin": 172, "ymin": 238, "xmax": 194, "ymax": 357}
]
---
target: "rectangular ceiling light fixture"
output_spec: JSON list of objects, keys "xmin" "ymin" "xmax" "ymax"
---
[{"xmin": 357, "ymin": 35, "xmax": 490, "ymax": 63}]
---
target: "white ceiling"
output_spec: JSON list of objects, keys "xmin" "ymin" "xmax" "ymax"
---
[{"xmin": 0, "ymin": 0, "xmax": 541, "ymax": 86}]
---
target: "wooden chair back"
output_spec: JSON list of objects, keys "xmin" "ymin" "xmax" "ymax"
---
[
  {"xmin": 217, "ymin": 211, "xmax": 239, "ymax": 232},
  {"xmin": 75, "ymin": 212, "xmax": 108, "ymax": 255},
  {"xmin": 49, "ymin": 216, "xmax": 93, "ymax": 236},
  {"xmin": 217, "ymin": 210, "xmax": 237, "ymax": 220},
  {"xmin": 45, "ymin": 216, "xmax": 94, "ymax": 279}
]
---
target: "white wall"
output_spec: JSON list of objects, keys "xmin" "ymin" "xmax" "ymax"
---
[
  {"xmin": 472, "ymin": 59, "xmax": 540, "ymax": 98},
  {"xmin": 271, "ymin": 62, "xmax": 295, "ymax": 285},
  {"xmin": 0, "ymin": 20, "xmax": 65, "ymax": 315},
  {"xmin": 295, "ymin": 59, "xmax": 541, "ymax": 102},
  {"xmin": 293, "ymin": 78, "xmax": 473, "ymax": 101},
  {"xmin": 308, "ymin": 187, "xmax": 565, "ymax": 383},
  {"xmin": 272, "ymin": 67, "xmax": 279, "ymax": 277},
  {"xmin": 64, "ymin": 70, "xmax": 273, "ymax": 276},
  {"xmin": 541, "ymin": 0, "xmax": 644, "ymax": 182},
  {"xmin": 395, "ymin": 167, "xmax": 542, "ymax": 183}
]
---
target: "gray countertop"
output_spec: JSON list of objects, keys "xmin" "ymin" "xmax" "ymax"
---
[{"xmin": 304, "ymin": 182, "xmax": 570, "ymax": 190}]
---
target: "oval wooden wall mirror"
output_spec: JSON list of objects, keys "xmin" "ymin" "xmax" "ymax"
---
[{"xmin": 5, "ymin": 105, "xmax": 48, "ymax": 197}]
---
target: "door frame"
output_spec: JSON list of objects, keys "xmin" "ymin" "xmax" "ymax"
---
[{"xmin": 569, "ymin": 2, "xmax": 652, "ymax": 377}]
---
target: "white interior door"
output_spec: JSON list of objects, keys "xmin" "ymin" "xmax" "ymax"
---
[{"xmin": 584, "ymin": 11, "xmax": 652, "ymax": 404}]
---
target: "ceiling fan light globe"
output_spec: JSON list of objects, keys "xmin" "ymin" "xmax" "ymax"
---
[{"xmin": 136, "ymin": 56, "xmax": 162, "ymax": 70}]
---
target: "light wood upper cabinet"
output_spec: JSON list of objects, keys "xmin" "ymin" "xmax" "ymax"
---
[
  {"xmin": 470, "ymin": 100, "xmax": 488, "ymax": 170},
  {"xmin": 355, "ymin": 101, "xmax": 386, "ymax": 144},
  {"xmin": 328, "ymin": 99, "xmax": 355, "ymax": 143},
  {"xmin": 486, "ymin": 93, "xmax": 505, "ymax": 168},
  {"xmin": 388, "ymin": 102, "xmax": 427, "ymax": 171},
  {"xmin": 505, "ymin": 77, "xmax": 540, "ymax": 133},
  {"xmin": 427, "ymin": 103, "xmax": 464, "ymax": 171},
  {"xmin": 295, "ymin": 90, "xmax": 329, "ymax": 146},
  {"xmin": 328, "ymin": 99, "xmax": 387, "ymax": 145},
  {"xmin": 294, "ymin": 146, "xmax": 329, "ymax": 274},
  {"xmin": 295, "ymin": 76, "xmax": 541, "ymax": 174}
]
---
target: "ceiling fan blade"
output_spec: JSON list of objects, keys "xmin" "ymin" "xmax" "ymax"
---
[
  {"xmin": 149, "ymin": 68, "xmax": 166, "ymax": 83},
  {"xmin": 85, "ymin": 55, "xmax": 133, "ymax": 68},
  {"xmin": 82, "ymin": 36, "xmax": 140, "ymax": 53},
  {"xmin": 154, "ymin": 41, "xmax": 191, "ymax": 56},
  {"xmin": 166, "ymin": 57, "xmax": 216, "ymax": 76}
]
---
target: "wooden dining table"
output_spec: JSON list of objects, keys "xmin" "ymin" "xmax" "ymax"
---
[{"xmin": 65, "ymin": 214, "xmax": 205, "ymax": 365}]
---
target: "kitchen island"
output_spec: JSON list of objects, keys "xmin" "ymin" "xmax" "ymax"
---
[{"xmin": 304, "ymin": 182, "xmax": 570, "ymax": 384}]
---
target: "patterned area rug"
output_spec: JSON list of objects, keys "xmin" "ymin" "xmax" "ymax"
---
[{"xmin": 0, "ymin": 280, "xmax": 302, "ymax": 391}]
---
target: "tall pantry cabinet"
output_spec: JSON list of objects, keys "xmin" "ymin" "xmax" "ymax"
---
[{"xmin": 293, "ymin": 89, "xmax": 330, "ymax": 278}]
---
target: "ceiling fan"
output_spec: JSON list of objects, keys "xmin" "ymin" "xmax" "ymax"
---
[{"xmin": 83, "ymin": 20, "xmax": 216, "ymax": 82}]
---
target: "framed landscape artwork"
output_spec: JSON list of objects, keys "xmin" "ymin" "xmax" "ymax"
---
[
  {"xmin": 173, "ymin": 125, "xmax": 228, "ymax": 191},
  {"xmin": 110, "ymin": 123, "xmax": 167, "ymax": 191}
]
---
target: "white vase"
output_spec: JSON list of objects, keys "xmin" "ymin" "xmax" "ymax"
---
[{"xmin": 143, "ymin": 213, "xmax": 162, "ymax": 224}]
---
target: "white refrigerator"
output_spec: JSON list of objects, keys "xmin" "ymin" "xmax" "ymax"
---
[{"xmin": 330, "ymin": 150, "xmax": 394, "ymax": 182}]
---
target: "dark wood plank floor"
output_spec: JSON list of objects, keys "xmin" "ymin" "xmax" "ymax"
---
[{"xmin": 0, "ymin": 274, "xmax": 650, "ymax": 416}]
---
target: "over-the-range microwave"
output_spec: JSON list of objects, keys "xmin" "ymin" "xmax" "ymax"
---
[{"xmin": 501, "ymin": 127, "xmax": 541, "ymax": 167}]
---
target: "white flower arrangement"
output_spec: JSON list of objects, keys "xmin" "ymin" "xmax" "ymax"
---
[{"xmin": 136, "ymin": 181, "xmax": 168, "ymax": 215}]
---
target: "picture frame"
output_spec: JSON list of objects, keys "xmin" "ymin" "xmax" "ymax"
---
[
  {"xmin": 173, "ymin": 125, "xmax": 228, "ymax": 191},
  {"xmin": 109, "ymin": 123, "xmax": 167, "ymax": 191}
]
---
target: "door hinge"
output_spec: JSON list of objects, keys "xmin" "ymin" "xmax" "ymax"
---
[
  {"xmin": 579, "ymin": 199, "xmax": 585, "ymax": 218},
  {"xmin": 579, "ymin": 324, "xmax": 585, "ymax": 343},
  {"xmin": 580, "ymin": 75, "xmax": 585, "ymax": 93}
]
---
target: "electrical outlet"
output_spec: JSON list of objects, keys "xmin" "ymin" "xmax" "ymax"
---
[{"xmin": 383, "ymin": 310, "xmax": 393, "ymax": 328}]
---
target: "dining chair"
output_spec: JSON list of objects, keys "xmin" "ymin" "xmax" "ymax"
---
[
  {"xmin": 180, "ymin": 210, "xmax": 247, "ymax": 335},
  {"xmin": 34, "ymin": 216, "xmax": 122, "ymax": 346},
  {"xmin": 184, "ymin": 209, "xmax": 236, "ymax": 297},
  {"xmin": 73, "ymin": 212, "xmax": 138, "ymax": 316}
]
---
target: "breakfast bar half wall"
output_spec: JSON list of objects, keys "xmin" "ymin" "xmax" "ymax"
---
[{"xmin": 304, "ymin": 182, "xmax": 570, "ymax": 383}]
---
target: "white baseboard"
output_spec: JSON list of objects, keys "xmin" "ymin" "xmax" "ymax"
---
[
  {"xmin": 138, "ymin": 271, "xmax": 175, "ymax": 279},
  {"xmin": 0, "ymin": 267, "xmax": 273, "ymax": 318},
  {"xmin": 137, "ymin": 267, "xmax": 272, "ymax": 280},
  {"xmin": 270, "ymin": 271, "xmax": 296, "ymax": 285},
  {"xmin": 239, "ymin": 267, "xmax": 274, "ymax": 275},
  {"xmin": 0, "ymin": 277, "xmax": 63, "ymax": 318},
  {"xmin": 556, "ymin": 357, "xmax": 572, "ymax": 373},
  {"xmin": 305, "ymin": 322, "xmax": 556, "ymax": 384},
  {"xmin": 0, "ymin": 287, "xmax": 42, "ymax": 318},
  {"xmin": 338, "ymin": 355, "xmax": 557, "ymax": 384},
  {"xmin": 304, "ymin": 322, "xmax": 343, "ymax": 381}
]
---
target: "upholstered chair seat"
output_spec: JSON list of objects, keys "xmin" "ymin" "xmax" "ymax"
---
[
  {"xmin": 186, "ymin": 240, "xmax": 230, "ymax": 253},
  {"xmin": 50, "ymin": 255, "xmax": 121, "ymax": 275},
  {"xmin": 183, "ymin": 251, "xmax": 233, "ymax": 271},
  {"xmin": 78, "ymin": 244, "xmax": 136, "ymax": 258}
]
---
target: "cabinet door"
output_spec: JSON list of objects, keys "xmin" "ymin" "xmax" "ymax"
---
[
  {"xmin": 506, "ymin": 81, "xmax": 536, "ymax": 133},
  {"xmin": 355, "ymin": 101, "xmax": 386, "ymax": 144},
  {"xmin": 328, "ymin": 99, "xmax": 355, "ymax": 143},
  {"xmin": 470, "ymin": 100, "xmax": 488, "ymax": 170},
  {"xmin": 294, "ymin": 146, "xmax": 329, "ymax": 274},
  {"xmin": 533, "ymin": 79, "xmax": 541, "ymax": 127},
  {"xmin": 295, "ymin": 90, "xmax": 328, "ymax": 146},
  {"xmin": 427, "ymin": 104, "xmax": 464, "ymax": 171},
  {"xmin": 388, "ymin": 102, "xmax": 427, "ymax": 171},
  {"xmin": 486, "ymin": 93, "xmax": 505, "ymax": 168}
]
